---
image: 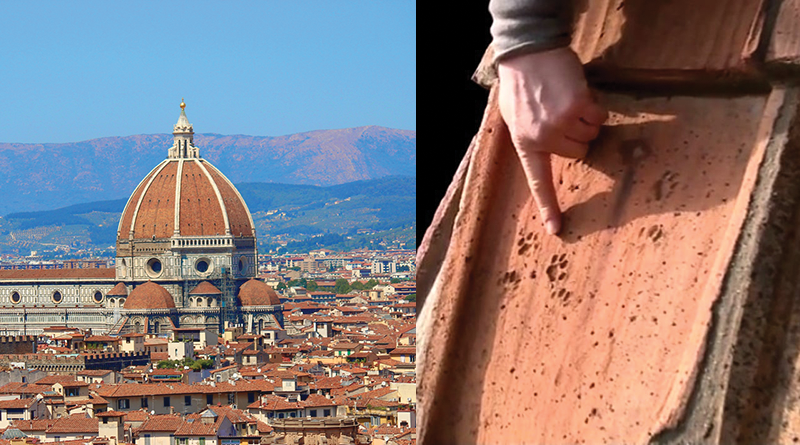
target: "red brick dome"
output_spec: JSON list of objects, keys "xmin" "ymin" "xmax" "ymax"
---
[
  {"xmin": 189, "ymin": 281, "xmax": 222, "ymax": 295},
  {"xmin": 107, "ymin": 282, "xmax": 128, "ymax": 296},
  {"xmin": 124, "ymin": 281, "xmax": 176, "ymax": 310},
  {"xmin": 117, "ymin": 158, "xmax": 254, "ymax": 240},
  {"xmin": 238, "ymin": 279, "xmax": 281, "ymax": 306}
]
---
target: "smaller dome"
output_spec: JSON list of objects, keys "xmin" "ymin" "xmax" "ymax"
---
[
  {"xmin": 238, "ymin": 279, "xmax": 281, "ymax": 306},
  {"xmin": 107, "ymin": 282, "xmax": 128, "ymax": 296},
  {"xmin": 3, "ymin": 429, "xmax": 27, "ymax": 439},
  {"xmin": 190, "ymin": 281, "xmax": 222, "ymax": 295},
  {"xmin": 125, "ymin": 281, "xmax": 176, "ymax": 310}
]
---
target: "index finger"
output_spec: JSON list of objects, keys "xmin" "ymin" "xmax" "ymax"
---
[{"xmin": 518, "ymin": 150, "xmax": 561, "ymax": 235}]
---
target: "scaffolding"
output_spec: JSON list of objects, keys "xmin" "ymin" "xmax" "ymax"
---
[{"xmin": 218, "ymin": 266, "xmax": 238, "ymax": 332}]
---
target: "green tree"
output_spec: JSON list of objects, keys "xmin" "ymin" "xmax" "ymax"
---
[
  {"xmin": 334, "ymin": 278, "xmax": 351, "ymax": 295},
  {"xmin": 190, "ymin": 359, "xmax": 214, "ymax": 371},
  {"xmin": 350, "ymin": 281, "xmax": 365, "ymax": 291},
  {"xmin": 157, "ymin": 360, "xmax": 178, "ymax": 369},
  {"xmin": 306, "ymin": 280, "xmax": 319, "ymax": 292},
  {"xmin": 276, "ymin": 282, "xmax": 287, "ymax": 291}
]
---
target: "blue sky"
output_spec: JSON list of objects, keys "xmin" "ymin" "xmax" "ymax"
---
[{"xmin": 0, "ymin": 2, "xmax": 416, "ymax": 143}]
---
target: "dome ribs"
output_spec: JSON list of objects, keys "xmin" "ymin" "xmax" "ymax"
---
[
  {"xmin": 180, "ymin": 161, "xmax": 225, "ymax": 236},
  {"xmin": 120, "ymin": 159, "xmax": 253, "ymax": 241},
  {"xmin": 136, "ymin": 161, "xmax": 178, "ymax": 239},
  {"xmin": 190, "ymin": 159, "xmax": 227, "ymax": 236},
  {"xmin": 119, "ymin": 161, "xmax": 164, "ymax": 237},
  {"xmin": 179, "ymin": 161, "xmax": 207, "ymax": 236},
  {"xmin": 152, "ymin": 162, "xmax": 178, "ymax": 238},
  {"xmin": 204, "ymin": 163, "xmax": 254, "ymax": 237}
]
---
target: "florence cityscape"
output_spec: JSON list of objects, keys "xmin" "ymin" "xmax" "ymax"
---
[{"xmin": 0, "ymin": 3, "xmax": 415, "ymax": 445}]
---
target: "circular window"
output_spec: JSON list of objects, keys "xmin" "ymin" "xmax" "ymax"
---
[
  {"xmin": 146, "ymin": 258, "xmax": 163, "ymax": 278},
  {"xmin": 195, "ymin": 258, "xmax": 213, "ymax": 275},
  {"xmin": 10, "ymin": 291, "xmax": 20, "ymax": 304},
  {"xmin": 52, "ymin": 291, "xmax": 63, "ymax": 304},
  {"xmin": 92, "ymin": 291, "xmax": 104, "ymax": 304}
]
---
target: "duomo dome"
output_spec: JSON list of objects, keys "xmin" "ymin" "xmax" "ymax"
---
[
  {"xmin": 115, "ymin": 101, "xmax": 257, "ymax": 282},
  {"xmin": 117, "ymin": 151, "xmax": 254, "ymax": 240}
]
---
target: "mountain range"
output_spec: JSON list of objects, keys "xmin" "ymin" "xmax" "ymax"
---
[
  {"xmin": 0, "ymin": 125, "xmax": 416, "ymax": 217},
  {"xmin": 0, "ymin": 176, "xmax": 416, "ymax": 255}
]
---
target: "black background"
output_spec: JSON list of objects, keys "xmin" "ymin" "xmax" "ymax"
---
[{"xmin": 418, "ymin": 4, "xmax": 494, "ymax": 247}]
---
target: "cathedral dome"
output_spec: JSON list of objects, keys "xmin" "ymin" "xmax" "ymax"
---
[
  {"xmin": 117, "ymin": 103, "xmax": 255, "ymax": 242},
  {"xmin": 124, "ymin": 281, "xmax": 176, "ymax": 310},
  {"xmin": 238, "ymin": 279, "xmax": 281, "ymax": 306},
  {"xmin": 107, "ymin": 282, "xmax": 128, "ymax": 296},
  {"xmin": 190, "ymin": 281, "xmax": 222, "ymax": 295}
]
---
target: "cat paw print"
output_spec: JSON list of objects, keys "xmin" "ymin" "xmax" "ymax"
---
[{"xmin": 546, "ymin": 253, "xmax": 569, "ymax": 283}]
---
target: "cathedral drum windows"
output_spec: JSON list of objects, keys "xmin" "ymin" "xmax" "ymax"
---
[
  {"xmin": 10, "ymin": 291, "xmax": 21, "ymax": 305},
  {"xmin": 194, "ymin": 257, "xmax": 213, "ymax": 276},
  {"xmin": 51, "ymin": 290, "xmax": 63, "ymax": 304},
  {"xmin": 92, "ymin": 290, "xmax": 104, "ymax": 304},
  {"xmin": 238, "ymin": 256, "xmax": 248, "ymax": 275},
  {"xmin": 146, "ymin": 258, "xmax": 163, "ymax": 278}
]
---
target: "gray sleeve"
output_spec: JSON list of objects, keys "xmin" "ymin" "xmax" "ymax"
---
[{"xmin": 489, "ymin": 0, "xmax": 572, "ymax": 62}]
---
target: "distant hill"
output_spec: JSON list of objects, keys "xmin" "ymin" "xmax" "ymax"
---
[
  {"xmin": 0, "ymin": 176, "xmax": 416, "ymax": 255},
  {"xmin": 0, "ymin": 126, "xmax": 415, "ymax": 216}
]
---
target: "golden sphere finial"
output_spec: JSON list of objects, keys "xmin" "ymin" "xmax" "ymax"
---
[{"xmin": 180, "ymin": 98, "xmax": 185, "ymax": 110}]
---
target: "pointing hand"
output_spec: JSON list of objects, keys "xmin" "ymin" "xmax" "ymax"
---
[{"xmin": 496, "ymin": 47, "xmax": 608, "ymax": 235}]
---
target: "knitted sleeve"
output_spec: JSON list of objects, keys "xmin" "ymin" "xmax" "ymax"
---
[{"xmin": 489, "ymin": 0, "xmax": 572, "ymax": 62}]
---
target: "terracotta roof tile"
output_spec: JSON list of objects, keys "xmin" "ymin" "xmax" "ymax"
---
[
  {"xmin": 34, "ymin": 375, "xmax": 78, "ymax": 386},
  {"xmin": 189, "ymin": 281, "xmax": 222, "ymax": 295},
  {"xmin": 137, "ymin": 414, "xmax": 184, "ymax": 432},
  {"xmin": 256, "ymin": 395, "xmax": 302, "ymax": 411},
  {"xmin": 0, "ymin": 398, "xmax": 36, "ymax": 409},
  {"xmin": 238, "ymin": 279, "xmax": 281, "ymax": 306},
  {"xmin": 107, "ymin": 282, "xmax": 128, "ymax": 296},
  {"xmin": 11, "ymin": 419, "xmax": 57, "ymax": 431},
  {"xmin": 124, "ymin": 281, "xmax": 176, "ymax": 310},
  {"xmin": 122, "ymin": 410, "xmax": 151, "ymax": 423},
  {"xmin": 46, "ymin": 415, "xmax": 99, "ymax": 434},
  {"xmin": 302, "ymin": 393, "xmax": 338, "ymax": 408}
]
